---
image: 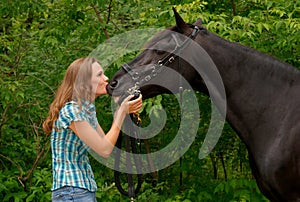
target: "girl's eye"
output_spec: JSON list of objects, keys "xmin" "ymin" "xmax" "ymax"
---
[{"xmin": 98, "ymin": 72, "xmax": 103, "ymax": 76}]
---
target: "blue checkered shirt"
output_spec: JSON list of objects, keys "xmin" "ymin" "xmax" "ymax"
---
[{"xmin": 51, "ymin": 101, "xmax": 98, "ymax": 191}]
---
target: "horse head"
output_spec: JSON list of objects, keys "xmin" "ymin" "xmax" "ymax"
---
[{"xmin": 106, "ymin": 8, "xmax": 208, "ymax": 100}]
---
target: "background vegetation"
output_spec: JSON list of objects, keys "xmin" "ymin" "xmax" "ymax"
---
[{"xmin": 0, "ymin": 0, "xmax": 299, "ymax": 201}]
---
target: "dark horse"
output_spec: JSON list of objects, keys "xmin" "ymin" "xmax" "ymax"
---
[{"xmin": 107, "ymin": 9, "xmax": 300, "ymax": 202}]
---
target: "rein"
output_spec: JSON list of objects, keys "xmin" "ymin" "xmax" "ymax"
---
[
  {"xmin": 114, "ymin": 113, "xmax": 142, "ymax": 201},
  {"xmin": 114, "ymin": 25, "xmax": 200, "ymax": 201}
]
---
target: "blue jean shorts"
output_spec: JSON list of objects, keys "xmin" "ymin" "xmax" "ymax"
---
[{"xmin": 52, "ymin": 186, "xmax": 97, "ymax": 202}]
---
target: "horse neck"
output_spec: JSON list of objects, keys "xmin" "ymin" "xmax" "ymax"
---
[{"xmin": 194, "ymin": 31, "xmax": 300, "ymax": 145}]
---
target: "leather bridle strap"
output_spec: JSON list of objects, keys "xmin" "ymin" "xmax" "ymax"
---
[
  {"xmin": 121, "ymin": 25, "xmax": 201, "ymax": 87},
  {"xmin": 157, "ymin": 25, "xmax": 200, "ymax": 66}
]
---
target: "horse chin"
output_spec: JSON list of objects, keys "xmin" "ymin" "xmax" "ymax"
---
[
  {"xmin": 140, "ymin": 85, "xmax": 172, "ymax": 99},
  {"xmin": 106, "ymin": 85, "xmax": 114, "ymax": 96}
]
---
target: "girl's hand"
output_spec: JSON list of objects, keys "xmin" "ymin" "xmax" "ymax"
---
[{"xmin": 120, "ymin": 94, "xmax": 143, "ymax": 114}]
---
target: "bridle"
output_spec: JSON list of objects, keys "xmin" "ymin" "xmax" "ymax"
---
[
  {"xmin": 121, "ymin": 25, "xmax": 201, "ymax": 94},
  {"xmin": 114, "ymin": 25, "xmax": 201, "ymax": 201}
]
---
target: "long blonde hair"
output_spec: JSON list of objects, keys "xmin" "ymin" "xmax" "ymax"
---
[{"xmin": 43, "ymin": 57, "xmax": 98, "ymax": 135}]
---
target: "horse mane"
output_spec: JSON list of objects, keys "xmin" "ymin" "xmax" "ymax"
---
[{"xmin": 201, "ymin": 26, "xmax": 300, "ymax": 84}]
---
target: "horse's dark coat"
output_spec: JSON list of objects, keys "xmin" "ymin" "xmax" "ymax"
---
[{"xmin": 107, "ymin": 9, "xmax": 300, "ymax": 202}]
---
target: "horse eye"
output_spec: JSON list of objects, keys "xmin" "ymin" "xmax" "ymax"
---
[{"xmin": 154, "ymin": 49, "xmax": 165, "ymax": 55}]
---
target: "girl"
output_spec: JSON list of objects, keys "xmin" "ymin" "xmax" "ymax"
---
[{"xmin": 43, "ymin": 57, "xmax": 142, "ymax": 202}]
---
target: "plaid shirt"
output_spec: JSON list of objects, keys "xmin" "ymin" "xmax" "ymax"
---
[{"xmin": 51, "ymin": 101, "xmax": 98, "ymax": 192}]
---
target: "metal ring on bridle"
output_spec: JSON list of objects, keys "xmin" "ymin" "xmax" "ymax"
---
[{"xmin": 132, "ymin": 72, "xmax": 139, "ymax": 80}]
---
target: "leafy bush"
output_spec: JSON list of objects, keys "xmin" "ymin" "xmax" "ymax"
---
[{"xmin": 0, "ymin": 0, "xmax": 298, "ymax": 201}]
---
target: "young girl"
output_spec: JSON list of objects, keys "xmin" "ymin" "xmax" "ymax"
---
[{"xmin": 43, "ymin": 57, "xmax": 142, "ymax": 202}]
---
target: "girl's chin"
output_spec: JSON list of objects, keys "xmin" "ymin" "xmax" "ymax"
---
[{"xmin": 95, "ymin": 89, "xmax": 108, "ymax": 96}]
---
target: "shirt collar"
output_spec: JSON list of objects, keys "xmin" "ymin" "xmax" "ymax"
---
[{"xmin": 82, "ymin": 101, "xmax": 95, "ymax": 114}]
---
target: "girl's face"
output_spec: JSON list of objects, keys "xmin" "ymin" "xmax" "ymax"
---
[{"xmin": 91, "ymin": 62, "xmax": 109, "ymax": 98}]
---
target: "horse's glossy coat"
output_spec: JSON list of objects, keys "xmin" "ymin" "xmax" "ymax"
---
[{"xmin": 107, "ymin": 9, "xmax": 300, "ymax": 201}]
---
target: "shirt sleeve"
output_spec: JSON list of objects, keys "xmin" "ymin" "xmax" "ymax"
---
[{"xmin": 56, "ymin": 101, "xmax": 86, "ymax": 129}]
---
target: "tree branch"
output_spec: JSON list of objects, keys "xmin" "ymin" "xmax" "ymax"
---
[
  {"xmin": 231, "ymin": 0, "xmax": 236, "ymax": 16},
  {"xmin": 0, "ymin": 153, "xmax": 24, "ymax": 176},
  {"xmin": 106, "ymin": 0, "xmax": 113, "ymax": 24},
  {"xmin": 92, "ymin": 5, "xmax": 110, "ymax": 39},
  {"xmin": 19, "ymin": 139, "xmax": 50, "ymax": 188},
  {"xmin": 18, "ymin": 117, "xmax": 51, "ymax": 186}
]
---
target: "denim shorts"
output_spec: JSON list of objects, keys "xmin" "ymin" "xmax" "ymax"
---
[{"xmin": 52, "ymin": 186, "xmax": 97, "ymax": 202}]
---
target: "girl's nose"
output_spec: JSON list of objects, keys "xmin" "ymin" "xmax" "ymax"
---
[{"xmin": 104, "ymin": 74, "xmax": 109, "ymax": 81}]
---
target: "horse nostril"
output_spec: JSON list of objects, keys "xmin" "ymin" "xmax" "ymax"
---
[{"xmin": 109, "ymin": 80, "xmax": 118, "ymax": 89}]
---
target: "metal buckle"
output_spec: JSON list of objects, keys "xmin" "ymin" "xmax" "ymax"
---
[
  {"xmin": 144, "ymin": 75, "xmax": 151, "ymax": 82},
  {"xmin": 168, "ymin": 56, "xmax": 175, "ymax": 64}
]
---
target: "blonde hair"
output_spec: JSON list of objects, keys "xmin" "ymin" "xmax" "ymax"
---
[{"xmin": 43, "ymin": 57, "xmax": 98, "ymax": 135}]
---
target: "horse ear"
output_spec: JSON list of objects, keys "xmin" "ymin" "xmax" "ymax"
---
[
  {"xmin": 193, "ymin": 18, "xmax": 202, "ymax": 26},
  {"xmin": 172, "ymin": 7, "xmax": 189, "ymax": 33}
]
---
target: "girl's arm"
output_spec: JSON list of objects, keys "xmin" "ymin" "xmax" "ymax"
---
[{"xmin": 69, "ymin": 94, "xmax": 142, "ymax": 158}]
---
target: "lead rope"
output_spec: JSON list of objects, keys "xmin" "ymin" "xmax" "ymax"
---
[
  {"xmin": 114, "ymin": 113, "xmax": 143, "ymax": 201},
  {"xmin": 174, "ymin": 32, "xmax": 186, "ymax": 186},
  {"xmin": 178, "ymin": 55, "xmax": 184, "ymax": 187}
]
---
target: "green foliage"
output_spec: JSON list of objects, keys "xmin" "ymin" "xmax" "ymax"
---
[
  {"xmin": 175, "ymin": 0, "xmax": 300, "ymax": 67},
  {"xmin": 214, "ymin": 179, "xmax": 269, "ymax": 202},
  {"xmin": 0, "ymin": 0, "xmax": 298, "ymax": 201}
]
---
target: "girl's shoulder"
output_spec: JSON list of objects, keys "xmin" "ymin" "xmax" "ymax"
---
[
  {"xmin": 55, "ymin": 101, "xmax": 85, "ymax": 129},
  {"xmin": 64, "ymin": 100, "xmax": 79, "ymax": 108},
  {"xmin": 59, "ymin": 101, "xmax": 81, "ymax": 117},
  {"xmin": 60, "ymin": 100, "xmax": 95, "ymax": 117}
]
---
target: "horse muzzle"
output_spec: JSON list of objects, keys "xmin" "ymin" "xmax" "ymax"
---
[{"xmin": 106, "ymin": 79, "xmax": 141, "ymax": 105}]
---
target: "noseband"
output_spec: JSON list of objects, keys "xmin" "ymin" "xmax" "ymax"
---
[{"xmin": 121, "ymin": 25, "xmax": 201, "ymax": 93}]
